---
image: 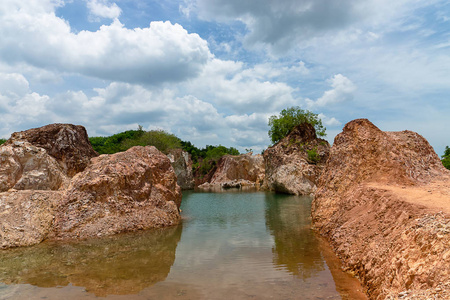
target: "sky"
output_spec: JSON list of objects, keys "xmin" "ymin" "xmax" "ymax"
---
[{"xmin": 0, "ymin": 0, "xmax": 449, "ymax": 155}]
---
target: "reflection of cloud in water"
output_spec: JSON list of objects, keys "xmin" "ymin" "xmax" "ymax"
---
[
  {"xmin": 0, "ymin": 225, "xmax": 182, "ymax": 297},
  {"xmin": 265, "ymin": 194, "xmax": 325, "ymax": 279}
]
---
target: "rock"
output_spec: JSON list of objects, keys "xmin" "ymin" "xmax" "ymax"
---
[
  {"xmin": 262, "ymin": 123, "xmax": 330, "ymax": 195},
  {"xmin": 312, "ymin": 119, "xmax": 450, "ymax": 299},
  {"xmin": 0, "ymin": 191, "xmax": 62, "ymax": 249},
  {"xmin": 51, "ymin": 146, "xmax": 182, "ymax": 240},
  {"xmin": 197, "ymin": 153, "xmax": 265, "ymax": 190},
  {"xmin": 0, "ymin": 141, "xmax": 69, "ymax": 192},
  {"xmin": 167, "ymin": 149, "xmax": 194, "ymax": 190},
  {"xmin": 6, "ymin": 124, "xmax": 98, "ymax": 177}
]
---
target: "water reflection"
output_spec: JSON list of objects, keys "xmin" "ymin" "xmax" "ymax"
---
[
  {"xmin": 265, "ymin": 194, "xmax": 325, "ymax": 279},
  {"xmin": 0, "ymin": 225, "xmax": 182, "ymax": 297}
]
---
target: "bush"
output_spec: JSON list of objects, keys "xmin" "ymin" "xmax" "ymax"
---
[
  {"xmin": 442, "ymin": 146, "xmax": 450, "ymax": 170},
  {"xmin": 307, "ymin": 148, "xmax": 320, "ymax": 164},
  {"xmin": 268, "ymin": 106, "xmax": 325, "ymax": 144},
  {"xmin": 0, "ymin": 138, "xmax": 6, "ymax": 145}
]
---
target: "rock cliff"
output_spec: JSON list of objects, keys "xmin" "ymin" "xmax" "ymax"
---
[
  {"xmin": 198, "ymin": 153, "xmax": 265, "ymax": 190},
  {"xmin": 51, "ymin": 146, "xmax": 181, "ymax": 240},
  {"xmin": 263, "ymin": 123, "xmax": 330, "ymax": 195},
  {"xmin": 0, "ymin": 125, "xmax": 182, "ymax": 249},
  {"xmin": 167, "ymin": 149, "xmax": 195, "ymax": 190},
  {"xmin": 312, "ymin": 119, "xmax": 450, "ymax": 299},
  {"xmin": 5, "ymin": 124, "xmax": 98, "ymax": 177}
]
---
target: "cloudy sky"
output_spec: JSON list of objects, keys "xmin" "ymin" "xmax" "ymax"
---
[{"xmin": 0, "ymin": 0, "xmax": 449, "ymax": 154}]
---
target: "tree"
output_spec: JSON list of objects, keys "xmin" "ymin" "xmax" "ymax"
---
[
  {"xmin": 442, "ymin": 146, "xmax": 450, "ymax": 170},
  {"xmin": 268, "ymin": 106, "xmax": 326, "ymax": 144},
  {"xmin": 0, "ymin": 138, "xmax": 6, "ymax": 145}
]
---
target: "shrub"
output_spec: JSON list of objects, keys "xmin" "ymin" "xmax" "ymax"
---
[{"xmin": 307, "ymin": 148, "xmax": 320, "ymax": 164}]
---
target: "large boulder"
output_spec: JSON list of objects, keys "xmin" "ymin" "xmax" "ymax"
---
[
  {"xmin": 51, "ymin": 146, "xmax": 182, "ymax": 240},
  {"xmin": 198, "ymin": 153, "xmax": 265, "ymax": 189},
  {"xmin": 312, "ymin": 119, "xmax": 450, "ymax": 298},
  {"xmin": 167, "ymin": 149, "xmax": 195, "ymax": 190},
  {"xmin": 0, "ymin": 191, "xmax": 62, "ymax": 249},
  {"xmin": 6, "ymin": 124, "xmax": 98, "ymax": 177},
  {"xmin": 0, "ymin": 141, "xmax": 68, "ymax": 192},
  {"xmin": 262, "ymin": 123, "xmax": 330, "ymax": 195}
]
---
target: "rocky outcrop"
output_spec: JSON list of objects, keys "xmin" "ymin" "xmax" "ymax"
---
[
  {"xmin": 198, "ymin": 153, "xmax": 265, "ymax": 190},
  {"xmin": 0, "ymin": 124, "xmax": 182, "ymax": 249},
  {"xmin": 167, "ymin": 149, "xmax": 194, "ymax": 190},
  {"xmin": 51, "ymin": 146, "xmax": 181, "ymax": 240},
  {"xmin": 263, "ymin": 123, "xmax": 330, "ymax": 195},
  {"xmin": 312, "ymin": 119, "xmax": 450, "ymax": 299},
  {"xmin": 6, "ymin": 123, "xmax": 98, "ymax": 177},
  {"xmin": 0, "ymin": 191, "xmax": 62, "ymax": 249},
  {"xmin": 0, "ymin": 141, "xmax": 69, "ymax": 192}
]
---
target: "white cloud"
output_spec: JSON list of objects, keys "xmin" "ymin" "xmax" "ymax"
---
[
  {"xmin": 0, "ymin": 2, "xmax": 210, "ymax": 85},
  {"xmin": 318, "ymin": 113, "xmax": 341, "ymax": 127},
  {"xmin": 86, "ymin": 0, "xmax": 121, "ymax": 20},
  {"xmin": 306, "ymin": 74, "xmax": 356, "ymax": 108}
]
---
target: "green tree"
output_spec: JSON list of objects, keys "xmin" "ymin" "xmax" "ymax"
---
[
  {"xmin": 268, "ymin": 106, "xmax": 326, "ymax": 144},
  {"xmin": 0, "ymin": 138, "xmax": 6, "ymax": 145},
  {"xmin": 442, "ymin": 146, "xmax": 450, "ymax": 170}
]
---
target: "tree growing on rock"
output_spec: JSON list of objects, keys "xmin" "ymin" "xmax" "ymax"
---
[
  {"xmin": 268, "ymin": 106, "xmax": 326, "ymax": 144},
  {"xmin": 442, "ymin": 146, "xmax": 450, "ymax": 170}
]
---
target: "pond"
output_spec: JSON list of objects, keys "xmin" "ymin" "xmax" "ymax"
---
[{"xmin": 0, "ymin": 191, "xmax": 367, "ymax": 300}]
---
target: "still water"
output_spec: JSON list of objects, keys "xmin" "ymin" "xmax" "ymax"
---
[{"xmin": 0, "ymin": 191, "xmax": 366, "ymax": 300}]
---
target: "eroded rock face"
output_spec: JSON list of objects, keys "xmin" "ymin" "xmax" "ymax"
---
[
  {"xmin": 198, "ymin": 153, "xmax": 265, "ymax": 189},
  {"xmin": 0, "ymin": 141, "xmax": 68, "ymax": 192},
  {"xmin": 312, "ymin": 119, "xmax": 450, "ymax": 299},
  {"xmin": 6, "ymin": 124, "xmax": 98, "ymax": 177},
  {"xmin": 52, "ymin": 146, "xmax": 181, "ymax": 240},
  {"xmin": 167, "ymin": 149, "xmax": 194, "ymax": 190},
  {"xmin": 262, "ymin": 123, "xmax": 330, "ymax": 195},
  {"xmin": 0, "ymin": 191, "xmax": 62, "ymax": 249}
]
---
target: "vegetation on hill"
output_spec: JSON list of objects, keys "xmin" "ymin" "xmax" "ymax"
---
[
  {"xmin": 0, "ymin": 138, "xmax": 6, "ymax": 145},
  {"xmin": 268, "ymin": 106, "xmax": 325, "ymax": 144},
  {"xmin": 442, "ymin": 146, "xmax": 450, "ymax": 170},
  {"xmin": 89, "ymin": 127, "xmax": 239, "ymax": 175}
]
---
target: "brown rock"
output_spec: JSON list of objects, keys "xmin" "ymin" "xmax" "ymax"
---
[
  {"xmin": 312, "ymin": 119, "xmax": 450, "ymax": 299},
  {"xmin": 167, "ymin": 149, "xmax": 195, "ymax": 190},
  {"xmin": 262, "ymin": 123, "xmax": 330, "ymax": 195},
  {"xmin": 0, "ymin": 191, "xmax": 62, "ymax": 249},
  {"xmin": 51, "ymin": 146, "xmax": 181, "ymax": 240},
  {"xmin": 6, "ymin": 123, "xmax": 98, "ymax": 177},
  {"xmin": 0, "ymin": 141, "xmax": 68, "ymax": 192},
  {"xmin": 198, "ymin": 153, "xmax": 265, "ymax": 190}
]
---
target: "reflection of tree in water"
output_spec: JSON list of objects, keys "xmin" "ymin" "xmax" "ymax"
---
[
  {"xmin": 265, "ymin": 193, "xmax": 325, "ymax": 279},
  {"xmin": 0, "ymin": 225, "xmax": 182, "ymax": 297}
]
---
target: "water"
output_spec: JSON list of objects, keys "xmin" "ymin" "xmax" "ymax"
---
[{"xmin": 0, "ymin": 191, "xmax": 366, "ymax": 299}]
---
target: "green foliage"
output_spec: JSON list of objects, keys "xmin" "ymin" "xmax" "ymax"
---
[
  {"xmin": 442, "ymin": 146, "xmax": 450, "ymax": 170},
  {"xmin": 89, "ymin": 129, "xmax": 144, "ymax": 154},
  {"xmin": 268, "ymin": 106, "xmax": 326, "ymax": 144},
  {"xmin": 123, "ymin": 130, "xmax": 182, "ymax": 154},
  {"xmin": 306, "ymin": 147, "xmax": 320, "ymax": 164},
  {"xmin": 0, "ymin": 138, "xmax": 6, "ymax": 145}
]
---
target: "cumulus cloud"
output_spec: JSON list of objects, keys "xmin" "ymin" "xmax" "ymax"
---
[
  {"xmin": 306, "ymin": 74, "xmax": 356, "ymax": 108},
  {"xmin": 0, "ymin": 1, "xmax": 210, "ymax": 85},
  {"xmin": 86, "ymin": 0, "xmax": 121, "ymax": 20},
  {"xmin": 183, "ymin": 0, "xmax": 427, "ymax": 54}
]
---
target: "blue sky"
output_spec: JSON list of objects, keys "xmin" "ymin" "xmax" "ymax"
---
[{"xmin": 0, "ymin": 0, "xmax": 449, "ymax": 155}]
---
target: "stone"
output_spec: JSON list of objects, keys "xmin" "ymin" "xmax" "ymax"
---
[
  {"xmin": 312, "ymin": 119, "xmax": 450, "ymax": 298},
  {"xmin": 262, "ymin": 123, "xmax": 330, "ymax": 195},
  {"xmin": 197, "ymin": 153, "xmax": 265, "ymax": 190},
  {"xmin": 6, "ymin": 123, "xmax": 98, "ymax": 177},
  {"xmin": 51, "ymin": 146, "xmax": 182, "ymax": 240},
  {"xmin": 0, "ymin": 141, "xmax": 68, "ymax": 192},
  {"xmin": 0, "ymin": 191, "xmax": 62, "ymax": 249},
  {"xmin": 167, "ymin": 149, "xmax": 194, "ymax": 190}
]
